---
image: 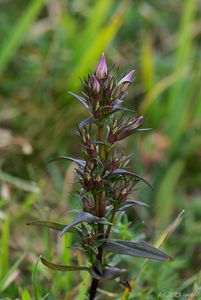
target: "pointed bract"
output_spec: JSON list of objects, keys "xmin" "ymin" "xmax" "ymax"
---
[
  {"xmin": 90, "ymin": 75, "xmax": 100, "ymax": 93},
  {"xmin": 96, "ymin": 53, "xmax": 107, "ymax": 79},
  {"xmin": 118, "ymin": 70, "xmax": 135, "ymax": 86}
]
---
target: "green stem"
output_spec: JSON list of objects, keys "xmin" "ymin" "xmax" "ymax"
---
[{"xmin": 105, "ymin": 207, "xmax": 116, "ymax": 239}]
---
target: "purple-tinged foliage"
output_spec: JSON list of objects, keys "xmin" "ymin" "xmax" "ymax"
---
[
  {"xmin": 107, "ymin": 115, "xmax": 144, "ymax": 144},
  {"xmin": 29, "ymin": 53, "xmax": 172, "ymax": 300}
]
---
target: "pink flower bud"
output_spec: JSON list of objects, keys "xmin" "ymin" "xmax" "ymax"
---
[
  {"xmin": 131, "ymin": 115, "xmax": 143, "ymax": 130},
  {"xmin": 118, "ymin": 70, "xmax": 135, "ymax": 89},
  {"xmin": 90, "ymin": 75, "xmax": 100, "ymax": 93},
  {"xmin": 96, "ymin": 53, "xmax": 108, "ymax": 79}
]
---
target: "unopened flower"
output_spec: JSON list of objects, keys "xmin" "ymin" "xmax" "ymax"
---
[
  {"xmin": 96, "ymin": 53, "xmax": 107, "ymax": 79},
  {"xmin": 118, "ymin": 187, "xmax": 129, "ymax": 204},
  {"xmin": 82, "ymin": 196, "xmax": 94, "ymax": 213},
  {"xmin": 90, "ymin": 75, "xmax": 100, "ymax": 93},
  {"xmin": 118, "ymin": 70, "xmax": 135, "ymax": 86},
  {"xmin": 117, "ymin": 70, "xmax": 135, "ymax": 96},
  {"xmin": 108, "ymin": 115, "xmax": 144, "ymax": 144}
]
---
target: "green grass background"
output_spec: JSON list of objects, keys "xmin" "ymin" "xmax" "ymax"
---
[{"xmin": 0, "ymin": 0, "xmax": 201, "ymax": 299}]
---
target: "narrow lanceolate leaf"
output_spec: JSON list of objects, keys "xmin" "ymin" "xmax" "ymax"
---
[
  {"xmin": 48, "ymin": 156, "xmax": 86, "ymax": 167},
  {"xmin": 60, "ymin": 212, "xmax": 112, "ymax": 236},
  {"xmin": 26, "ymin": 220, "xmax": 82, "ymax": 235},
  {"xmin": 102, "ymin": 266, "xmax": 128, "ymax": 280},
  {"xmin": 27, "ymin": 220, "xmax": 66, "ymax": 231},
  {"xmin": 68, "ymin": 91, "xmax": 89, "ymax": 109},
  {"xmin": 41, "ymin": 257, "xmax": 100, "ymax": 280},
  {"xmin": 41, "ymin": 257, "xmax": 90, "ymax": 273},
  {"xmin": 118, "ymin": 200, "xmax": 149, "ymax": 211},
  {"xmin": 136, "ymin": 128, "xmax": 152, "ymax": 132},
  {"xmin": 104, "ymin": 240, "xmax": 173, "ymax": 261},
  {"xmin": 79, "ymin": 117, "xmax": 94, "ymax": 128},
  {"xmin": 104, "ymin": 168, "xmax": 153, "ymax": 189}
]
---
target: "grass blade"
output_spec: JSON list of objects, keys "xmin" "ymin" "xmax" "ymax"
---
[
  {"xmin": 0, "ymin": 0, "xmax": 44, "ymax": 74},
  {"xmin": 0, "ymin": 217, "xmax": 10, "ymax": 279},
  {"xmin": 0, "ymin": 253, "xmax": 26, "ymax": 293},
  {"xmin": 154, "ymin": 160, "xmax": 185, "ymax": 228}
]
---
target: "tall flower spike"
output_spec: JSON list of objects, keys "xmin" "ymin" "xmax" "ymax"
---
[
  {"xmin": 30, "ymin": 53, "xmax": 172, "ymax": 300},
  {"xmin": 96, "ymin": 53, "xmax": 108, "ymax": 79}
]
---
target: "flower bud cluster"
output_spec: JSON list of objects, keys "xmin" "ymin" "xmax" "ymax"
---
[
  {"xmin": 72, "ymin": 53, "xmax": 145, "ymax": 212},
  {"xmin": 107, "ymin": 115, "xmax": 143, "ymax": 144},
  {"xmin": 75, "ymin": 53, "xmax": 137, "ymax": 122},
  {"xmin": 78, "ymin": 127, "xmax": 98, "ymax": 159},
  {"xmin": 107, "ymin": 180, "xmax": 133, "ymax": 206},
  {"xmin": 67, "ymin": 53, "xmax": 147, "ymax": 280}
]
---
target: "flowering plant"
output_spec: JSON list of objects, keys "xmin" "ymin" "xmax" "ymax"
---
[{"xmin": 28, "ymin": 53, "xmax": 172, "ymax": 299}]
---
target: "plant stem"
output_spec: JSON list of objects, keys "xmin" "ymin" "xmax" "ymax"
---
[
  {"xmin": 97, "ymin": 125, "xmax": 106, "ymax": 218},
  {"xmin": 89, "ymin": 125, "xmax": 106, "ymax": 300},
  {"xmin": 105, "ymin": 207, "xmax": 116, "ymax": 239}
]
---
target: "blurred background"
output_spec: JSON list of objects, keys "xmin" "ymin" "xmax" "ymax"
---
[{"xmin": 0, "ymin": 0, "xmax": 201, "ymax": 299}]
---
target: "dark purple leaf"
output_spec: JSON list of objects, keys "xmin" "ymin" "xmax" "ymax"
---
[
  {"xmin": 104, "ymin": 168, "xmax": 153, "ymax": 189},
  {"xmin": 102, "ymin": 266, "xmax": 128, "ymax": 280},
  {"xmin": 113, "ymin": 99, "xmax": 123, "ymax": 106},
  {"xmin": 68, "ymin": 91, "xmax": 89, "ymax": 109},
  {"xmin": 27, "ymin": 220, "xmax": 82, "ymax": 235},
  {"xmin": 79, "ymin": 117, "xmax": 94, "ymax": 128},
  {"xmin": 104, "ymin": 240, "xmax": 173, "ymax": 261},
  {"xmin": 118, "ymin": 200, "xmax": 149, "ymax": 211},
  {"xmin": 48, "ymin": 156, "xmax": 86, "ymax": 167},
  {"xmin": 60, "ymin": 212, "xmax": 112, "ymax": 236}
]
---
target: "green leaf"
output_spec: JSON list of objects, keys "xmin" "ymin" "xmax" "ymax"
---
[
  {"xmin": 104, "ymin": 240, "xmax": 173, "ymax": 262},
  {"xmin": 60, "ymin": 212, "xmax": 112, "ymax": 236},
  {"xmin": 27, "ymin": 220, "xmax": 65, "ymax": 231},
  {"xmin": 41, "ymin": 257, "xmax": 90, "ymax": 272},
  {"xmin": 21, "ymin": 289, "xmax": 31, "ymax": 300},
  {"xmin": 41, "ymin": 257, "xmax": 100, "ymax": 280}
]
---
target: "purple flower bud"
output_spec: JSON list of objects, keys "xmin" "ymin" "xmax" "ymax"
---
[
  {"xmin": 131, "ymin": 115, "xmax": 144, "ymax": 130},
  {"xmin": 118, "ymin": 70, "xmax": 135, "ymax": 90},
  {"xmin": 116, "ymin": 115, "xmax": 144, "ymax": 141},
  {"xmin": 96, "ymin": 53, "xmax": 108, "ymax": 79},
  {"xmin": 82, "ymin": 196, "xmax": 94, "ymax": 213},
  {"xmin": 90, "ymin": 75, "xmax": 100, "ymax": 93},
  {"xmin": 118, "ymin": 187, "xmax": 129, "ymax": 204},
  {"xmin": 108, "ymin": 132, "xmax": 117, "ymax": 144}
]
